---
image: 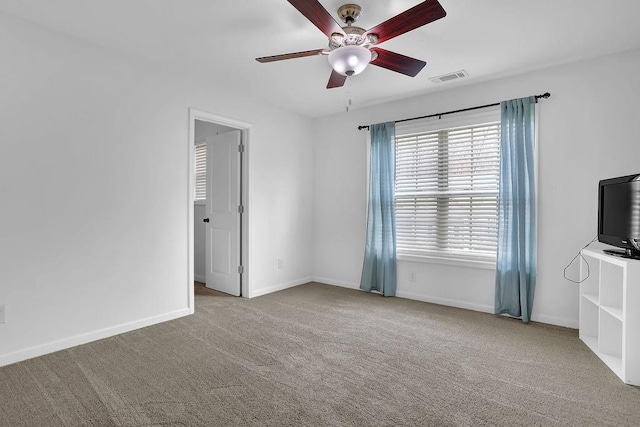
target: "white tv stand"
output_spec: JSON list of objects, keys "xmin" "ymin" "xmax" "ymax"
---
[{"xmin": 580, "ymin": 242, "xmax": 640, "ymax": 385}]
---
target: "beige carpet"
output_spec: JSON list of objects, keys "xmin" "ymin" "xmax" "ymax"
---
[
  {"xmin": 194, "ymin": 281, "xmax": 231, "ymax": 297},
  {"xmin": 1, "ymin": 282, "xmax": 639, "ymax": 426}
]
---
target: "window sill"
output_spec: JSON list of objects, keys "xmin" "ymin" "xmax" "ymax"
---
[{"xmin": 397, "ymin": 253, "xmax": 496, "ymax": 270}]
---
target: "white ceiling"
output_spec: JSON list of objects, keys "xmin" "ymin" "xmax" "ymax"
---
[{"xmin": 3, "ymin": 0, "xmax": 640, "ymax": 118}]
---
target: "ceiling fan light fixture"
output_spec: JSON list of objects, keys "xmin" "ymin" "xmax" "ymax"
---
[
  {"xmin": 256, "ymin": 1, "xmax": 447, "ymax": 88},
  {"xmin": 328, "ymin": 45, "xmax": 372, "ymax": 77}
]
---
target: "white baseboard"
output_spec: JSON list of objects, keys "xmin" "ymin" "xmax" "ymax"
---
[
  {"xmin": 0, "ymin": 308, "xmax": 191, "ymax": 368},
  {"xmin": 311, "ymin": 279, "xmax": 491, "ymax": 314},
  {"xmin": 312, "ymin": 278, "xmax": 577, "ymax": 329},
  {"xmin": 250, "ymin": 277, "xmax": 313, "ymax": 298},
  {"xmin": 395, "ymin": 290, "xmax": 494, "ymax": 314},
  {"xmin": 194, "ymin": 274, "xmax": 206, "ymax": 283},
  {"xmin": 311, "ymin": 279, "xmax": 492, "ymax": 314},
  {"xmin": 531, "ymin": 313, "xmax": 578, "ymax": 329},
  {"xmin": 395, "ymin": 291, "xmax": 577, "ymax": 328},
  {"xmin": 311, "ymin": 277, "xmax": 360, "ymax": 290}
]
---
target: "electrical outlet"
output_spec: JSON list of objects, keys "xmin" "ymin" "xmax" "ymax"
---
[
  {"xmin": 409, "ymin": 271, "xmax": 416, "ymax": 283},
  {"xmin": 0, "ymin": 304, "xmax": 6, "ymax": 324},
  {"xmin": 277, "ymin": 258, "xmax": 284, "ymax": 269}
]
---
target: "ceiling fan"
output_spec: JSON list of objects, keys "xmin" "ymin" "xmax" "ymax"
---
[{"xmin": 256, "ymin": 0, "xmax": 446, "ymax": 89}]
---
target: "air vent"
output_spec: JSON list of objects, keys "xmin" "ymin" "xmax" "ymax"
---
[{"xmin": 430, "ymin": 70, "xmax": 469, "ymax": 84}]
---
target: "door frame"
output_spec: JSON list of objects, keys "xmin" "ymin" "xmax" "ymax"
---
[{"xmin": 187, "ymin": 108, "xmax": 252, "ymax": 313}]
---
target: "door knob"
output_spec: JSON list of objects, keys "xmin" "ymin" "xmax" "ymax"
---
[{"xmin": 203, "ymin": 218, "xmax": 210, "ymax": 223}]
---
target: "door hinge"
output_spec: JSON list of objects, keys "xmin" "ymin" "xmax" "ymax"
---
[
  {"xmin": 238, "ymin": 143, "xmax": 245, "ymax": 153},
  {"xmin": 238, "ymin": 205, "xmax": 244, "ymax": 214},
  {"xmin": 238, "ymin": 265, "xmax": 244, "ymax": 274}
]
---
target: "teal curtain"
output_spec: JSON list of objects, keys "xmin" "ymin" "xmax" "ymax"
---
[
  {"xmin": 360, "ymin": 122, "xmax": 397, "ymax": 296},
  {"xmin": 495, "ymin": 97, "xmax": 537, "ymax": 323}
]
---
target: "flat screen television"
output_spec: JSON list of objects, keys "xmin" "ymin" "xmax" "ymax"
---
[{"xmin": 598, "ymin": 174, "xmax": 640, "ymax": 259}]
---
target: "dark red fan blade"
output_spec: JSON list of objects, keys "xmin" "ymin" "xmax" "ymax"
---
[
  {"xmin": 365, "ymin": 0, "xmax": 446, "ymax": 45},
  {"xmin": 256, "ymin": 49, "xmax": 325, "ymax": 63},
  {"xmin": 370, "ymin": 48, "xmax": 426, "ymax": 77},
  {"xmin": 287, "ymin": 0, "xmax": 344, "ymax": 38},
  {"xmin": 327, "ymin": 70, "xmax": 347, "ymax": 89}
]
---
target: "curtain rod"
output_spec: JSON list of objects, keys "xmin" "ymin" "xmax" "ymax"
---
[{"xmin": 357, "ymin": 92, "xmax": 551, "ymax": 131}]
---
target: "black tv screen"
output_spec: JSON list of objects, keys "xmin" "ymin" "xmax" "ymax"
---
[{"xmin": 598, "ymin": 174, "xmax": 640, "ymax": 257}]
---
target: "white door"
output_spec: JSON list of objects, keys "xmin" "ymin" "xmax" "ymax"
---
[{"xmin": 205, "ymin": 130, "xmax": 241, "ymax": 296}]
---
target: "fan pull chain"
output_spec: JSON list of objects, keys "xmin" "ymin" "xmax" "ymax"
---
[{"xmin": 346, "ymin": 77, "xmax": 353, "ymax": 112}]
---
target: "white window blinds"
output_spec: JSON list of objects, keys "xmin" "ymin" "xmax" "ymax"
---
[
  {"xmin": 395, "ymin": 109, "xmax": 501, "ymax": 262},
  {"xmin": 194, "ymin": 143, "xmax": 206, "ymax": 201}
]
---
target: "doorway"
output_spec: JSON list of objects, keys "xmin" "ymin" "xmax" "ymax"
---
[{"xmin": 188, "ymin": 109, "xmax": 251, "ymax": 312}]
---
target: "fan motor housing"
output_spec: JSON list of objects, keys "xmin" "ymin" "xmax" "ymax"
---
[
  {"xmin": 332, "ymin": 4, "xmax": 378, "ymax": 48},
  {"xmin": 329, "ymin": 28, "xmax": 378, "ymax": 50}
]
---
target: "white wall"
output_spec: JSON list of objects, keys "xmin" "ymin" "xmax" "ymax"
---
[
  {"xmin": 312, "ymin": 48, "xmax": 640, "ymax": 328},
  {"xmin": 0, "ymin": 12, "xmax": 314, "ymax": 365}
]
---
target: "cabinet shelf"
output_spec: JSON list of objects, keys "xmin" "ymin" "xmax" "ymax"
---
[
  {"xmin": 580, "ymin": 243, "xmax": 640, "ymax": 386},
  {"xmin": 582, "ymin": 293, "xmax": 599, "ymax": 305},
  {"xmin": 601, "ymin": 305, "xmax": 623, "ymax": 321}
]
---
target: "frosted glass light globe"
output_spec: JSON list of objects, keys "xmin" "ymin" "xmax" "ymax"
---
[{"xmin": 328, "ymin": 45, "xmax": 372, "ymax": 77}]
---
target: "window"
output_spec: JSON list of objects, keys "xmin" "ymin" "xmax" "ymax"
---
[
  {"xmin": 394, "ymin": 110, "xmax": 501, "ymax": 263},
  {"xmin": 194, "ymin": 143, "xmax": 206, "ymax": 202}
]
